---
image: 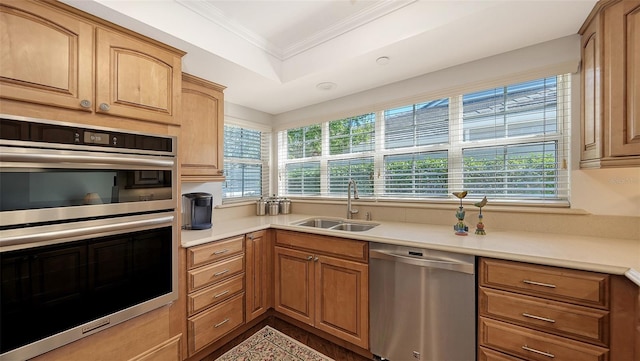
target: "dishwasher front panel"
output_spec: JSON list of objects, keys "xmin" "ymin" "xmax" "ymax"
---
[{"xmin": 370, "ymin": 243, "xmax": 476, "ymax": 361}]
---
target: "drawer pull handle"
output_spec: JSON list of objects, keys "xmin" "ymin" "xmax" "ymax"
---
[
  {"xmin": 213, "ymin": 290, "xmax": 230, "ymax": 298},
  {"xmin": 522, "ymin": 345, "xmax": 554, "ymax": 358},
  {"xmin": 522, "ymin": 312, "xmax": 556, "ymax": 323},
  {"xmin": 213, "ymin": 249, "xmax": 229, "ymax": 255},
  {"xmin": 523, "ymin": 279, "xmax": 556, "ymax": 288},
  {"xmin": 213, "ymin": 269, "xmax": 229, "ymax": 277},
  {"xmin": 214, "ymin": 318, "xmax": 230, "ymax": 328}
]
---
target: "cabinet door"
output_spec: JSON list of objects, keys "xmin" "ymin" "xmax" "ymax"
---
[
  {"xmin": 604, "ymin": 1, "xmax": 640, "ymax": 157},
  {"xmin": 95, "ymin": 28, "xmax": 181, "ymax": 125},
  {"xmin": 0, "ymin": 0, "xmax": 93, "ymax": 111},
  {"xmin": 180, "ymin": 73, "xmax": 225, "ymax": 181},
  {"xmin": 274, "ymin": 246, "xmax": 314, "ymax": 325},
  {"xmin": 314, "ymin": 254, "xmax": 369, "ymax": 349},
  {"xmin": 245, "ymin": 231, "xmax": 270, "ymax": 321},
  {"xmin": 580, "ymin": 13, "xmax": 602, "ymax": 163}
]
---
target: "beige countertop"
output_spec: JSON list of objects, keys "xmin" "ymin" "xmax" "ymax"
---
[{"xmin": 182, "ymin": 213, "xmax": 640, "ymax": 286}]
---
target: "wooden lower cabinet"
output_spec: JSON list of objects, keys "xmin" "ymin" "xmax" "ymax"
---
[
  {"xmin": 245, "ymin": 230, "xmax": 272, "ymax": 322},
  {"xmin": 29, "ymin": 306, "xmax": 178, "ymax": 361},
  {"xmin": 478, "ymin": 346, "xmax": 525, "ymax": 361},
  {"xmin": 479, "ymin": 257, "xmax": 638, "ymax": 361},
  {"xmin": 128, "ymin": 334, "xmax": 183, "ymax": 361},
  {"xmin": 274, "ymin": 230, "xmax": 369, "ymax": 350},
  {"xmin": 186, "ymin": 236, "xmax": 246, "ymax": 356},
  {"xmin": 479, "ymin": 317, "xmax": 608, "ymax": 361},
  {"xmin": 187, "ymin": 293, "xmax": 244, "ymax": 353}
]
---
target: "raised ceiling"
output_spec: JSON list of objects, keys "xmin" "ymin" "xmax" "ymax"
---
[{"xmin": 61, "ymin": 0, "xmax": 597, "ymax": 115}]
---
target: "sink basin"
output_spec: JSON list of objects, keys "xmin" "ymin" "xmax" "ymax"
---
[
  {"xmin": 330, "ymin": 223, "xmax": 378, "ymax": 232},
  {"xmin": 292, "ymin": 218, "xmax": 379, "ymax": 232},
  {"xmin": 294, "ymin": 218, "xmax": 342, "ymax": 229}
]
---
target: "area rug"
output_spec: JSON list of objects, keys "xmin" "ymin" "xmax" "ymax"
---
[{"xmin": 216, "ymin": 326, "xmax": 334, "ymax": 361}]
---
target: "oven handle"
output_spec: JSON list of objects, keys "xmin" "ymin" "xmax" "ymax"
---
[
  {"xmin": 1, "ymin": 150, "xmax": 174, "ymax": 167},
  {"xmin": 0, "ymin": 215, "xmax": 174, "ymax": 248}
]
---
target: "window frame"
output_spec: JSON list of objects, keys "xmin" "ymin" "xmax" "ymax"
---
[
  {"xmin": 222, "ymin": 122, "xmax": 271, "ymax": 202},
  {"xmin": 277, "ymin": 74, "xmax": 570, "ymax": 206}
]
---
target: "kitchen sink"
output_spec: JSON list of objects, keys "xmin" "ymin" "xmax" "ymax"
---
[
  {"xmin": 330, "ymin": 223, "xmax": 378, "ymax": 232},
  {"xmin": 292, "ymin": 218, "xmax": 379, "ymax": 232},
  {"xmin": 294, "ymin": 218, "xmax": 342, "ymax": 228}
]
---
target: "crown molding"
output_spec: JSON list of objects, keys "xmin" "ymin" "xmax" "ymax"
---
[
  {"xmin": 282, "ymin": 0, "xmax": 416, "ymax": 60},
  {"xmin": 176, "ymin": 0, "xmax": 283, "ymax": 58},
  {"xmin": 176, "ymin": 0, "xmax": 416, "ymax": 61}
]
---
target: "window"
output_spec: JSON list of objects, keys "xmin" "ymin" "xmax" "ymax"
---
[
  {"xmin": 222, "ymin": 125, "xmax": 269, "ymax": 200},
  {"xmin": 278, "ymin": 75, "xmax": 570, "ymax": 204}
]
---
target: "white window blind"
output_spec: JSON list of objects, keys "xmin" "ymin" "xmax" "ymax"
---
[
  {"xmin": 277, "ymin": 75, "xmax": 570, "ymax": 204},
  {"xmin": 222, "ymin": 124, "xmax": 270, "ymax": 200}
]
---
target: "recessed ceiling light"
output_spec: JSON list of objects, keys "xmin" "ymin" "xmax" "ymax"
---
[
  {"xmin": 316, "ymin": 82, "xmax": 337, "ymax": 91},
  {"xmin": 376, "ymin": 56, "xmax": 390, "ymax": 65}
]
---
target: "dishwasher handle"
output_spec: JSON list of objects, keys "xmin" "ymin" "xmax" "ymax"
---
[{"xmin": 370, "ymin": 249, "xmax": 475, "ymax": 274}]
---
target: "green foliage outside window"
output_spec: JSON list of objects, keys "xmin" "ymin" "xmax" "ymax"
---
[
  {"xmin": 287, "ymin": 125, "xmax": 321, "ymax": 159},
  {"xmin": 329, "ymin": 114, "xmax": 375, "ymax": 155},
  {"xmin": 463, "ymin": 142, "xmax": 558, "ymax": 197}
]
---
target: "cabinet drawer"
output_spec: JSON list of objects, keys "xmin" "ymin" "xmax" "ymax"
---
[
  {"xmin": 478, "ymin": 346, "xmax": 524, "ymax": 361},
  {"xmin": 479, "ymin": 258, "xmax": 609, "ymax": 308},
  {"xmin": 188, "ymin": 273, "xmax": 244, "ymax": 316},
  {"xmin": 276, "ymin": 230, "xmax": 368, "ymax": 262},
  {"xmin": 479, "ymin": 287, "xmax": 609, "ymax": 346},
  {"xmin": 188, "ymin": 236, "xmax": 244, "ymax": 269},
  {"xmin": 479, "ymin": 317, "xmax": 609, "ymax": 361},
  {"xmin": 188, "ymin": 254, "xmax": 244, "ymax": 291},
  {"xmin": 188, "ymin": 293, "xmax": 244, "ymax": 354}
]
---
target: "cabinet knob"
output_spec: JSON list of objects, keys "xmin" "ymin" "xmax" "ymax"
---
[
  {"xmin": 80, "ymin": 99, "xmax": 92, "ymax": 108},
  {"xmin": 306, "ymin": 255, "xmax": 313, "ymax": 261},
  {"xmin": 248, "ymin": 234, "xmax": 254, "ymax": 240},
  {"xmin": 313, "ymin": 256, "xmax": 319, "ymax": 262},
  {"xmin": 99, "ymin": 103, "xmax": 111, "ymax": 111}
]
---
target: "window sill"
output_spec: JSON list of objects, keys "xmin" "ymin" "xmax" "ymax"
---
[{"xmin": 285, "ymin": 197, "xmax": 587, "ymax": 215}]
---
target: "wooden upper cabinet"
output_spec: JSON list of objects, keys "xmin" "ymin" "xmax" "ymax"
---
[
  {"xmin": 95, "ymin": 28, "xmax": 182, "ymax": 125},
  {"xmin": 0, "ymin": 0, "xmax": 93, "ymax": 111},
  {"xmin": 0, "ymin": 0, "xmax": 184, "ymax": 125},
  {"xmin": 580, "ymin": 0, "xmax": 640, "ymax": 167},
  {"xmin": 603, "ymin": 1, "xmax": 640, "ymax": 158},
  {"xmin": 180, "ymin": 73, "xmax": 226, "ymax": 182},
  {"xmin": 580, "ymin": 11, "xmax": 602, "ymax": 163}
]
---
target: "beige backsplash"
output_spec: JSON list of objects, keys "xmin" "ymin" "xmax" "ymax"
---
[{"xmin": 214, "ymin": 200, "xmax": 640, "ymax": 241}]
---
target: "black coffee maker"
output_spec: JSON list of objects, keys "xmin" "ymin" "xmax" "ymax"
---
[{"xmin": 182, "ymin": 192, "xmax": 213, "ymax": 230}]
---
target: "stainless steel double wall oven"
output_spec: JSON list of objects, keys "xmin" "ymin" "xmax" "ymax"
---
[{"xmin": 0, "ymin": 115, "xmax": 179, "ymax": 361}]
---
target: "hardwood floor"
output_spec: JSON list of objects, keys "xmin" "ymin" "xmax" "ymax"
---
[
  {"xmin": 198, "ymin": 315, "xmax": 372, "ymax": 361},
  {"xmin": 271, "ymin": 317, "xmax": 372, "ymax": 361}
]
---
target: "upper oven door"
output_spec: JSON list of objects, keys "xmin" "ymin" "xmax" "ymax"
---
[{"xmin": 0, "ymin": 146, "xmax": 177, "ymax": 227}]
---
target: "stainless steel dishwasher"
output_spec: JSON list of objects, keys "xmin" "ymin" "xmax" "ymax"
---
[{"xmin": 370, "ymin": 243, "xmax": 476, "ymax": 361}]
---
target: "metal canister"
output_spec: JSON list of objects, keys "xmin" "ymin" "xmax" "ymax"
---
[
  {"xmin": 268, "ymin": 200, "xmax": 280, "ymax": 215},
  {"xmin": 280, "ymin": 198, "xmax": 291, "ymax": 214},
  {"xmin": 256, "ymin": 197, "xmax": 267, "ymax": 216}
]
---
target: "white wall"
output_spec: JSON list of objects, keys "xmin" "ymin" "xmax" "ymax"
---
[{"xmin": 217, "ymin": 35, "xmax": 639, "ymax": 217}]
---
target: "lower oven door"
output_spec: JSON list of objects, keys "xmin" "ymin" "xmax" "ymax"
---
[{"xmin": 0, "ymin": 211, "xmax": 177, "ymax": 361}]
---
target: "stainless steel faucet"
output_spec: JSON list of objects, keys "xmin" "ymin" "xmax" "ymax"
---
[{"xmin": 347, "ymin": 179, "xmax": 359, "ymax": 219}]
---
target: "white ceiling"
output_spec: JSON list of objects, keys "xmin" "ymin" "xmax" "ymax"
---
[{"xmin": 61, "ymin": 0, "xmax": 597, "ymax": 115}]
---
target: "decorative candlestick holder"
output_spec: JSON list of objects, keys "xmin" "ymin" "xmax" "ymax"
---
[
  {"xmin": 474, "ymin": 196, "xmax": 488, "ymax": 235},
  {"xmin": 452, "ymin": 191, "xmax": 468, "ymax": 236}
]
